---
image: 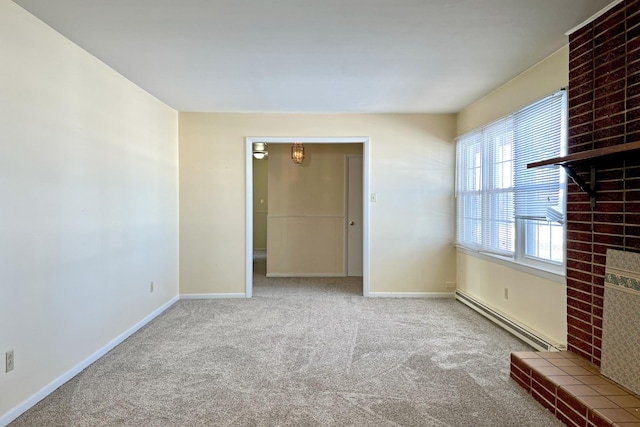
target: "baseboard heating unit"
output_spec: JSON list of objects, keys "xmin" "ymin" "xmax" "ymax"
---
[{"xmin": 455, "ymin": 291, "xmax": 563, "ymax": 352}]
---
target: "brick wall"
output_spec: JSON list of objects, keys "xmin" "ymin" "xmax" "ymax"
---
[{"xmin": 567, "ymin": 0, "xmax": 640, "ymax": 366}]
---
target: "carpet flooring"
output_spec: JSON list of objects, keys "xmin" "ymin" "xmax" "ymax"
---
[{"xmin": 10, "ymin": 261, "xmax": 562, "ymax": 426}]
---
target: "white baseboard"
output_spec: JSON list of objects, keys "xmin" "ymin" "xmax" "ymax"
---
[
  {"xmin": 0, "ymin": 296, "xmax": 179, "ymax": 427},
  {"xmin": 368, "ymin": 292, "xmax": 455, "ymax": 298},
  {"xmin": 180, "ymin": 293, "xmax": 247, "ymax": 299}
]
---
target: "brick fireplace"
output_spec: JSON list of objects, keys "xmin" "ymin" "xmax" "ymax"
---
[
  {"xmin": 510, "ymin": 2, "xmax": 640, "ymax": 425},
  {"xmin": 566, "ymin": 0, "xmax": 640, "ymax": 367}
]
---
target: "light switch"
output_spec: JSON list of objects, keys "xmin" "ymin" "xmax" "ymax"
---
[
  {"xmin": 370, "ymin": 193, "xmax": 377, "ymax": 203},
  {"xmin": 260, "ymin": 199, "xmax": 265, "ymax": 204}
]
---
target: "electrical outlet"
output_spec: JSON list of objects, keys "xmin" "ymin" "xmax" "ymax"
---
[
  {"xmin": 445, "ymin": 282, "xmax": 456, "ymax": 289},
  {"xmin": 504, "ymin": 288, "xmax": 509, "ymax": 300},
  {"xmin": 150, "ymin": 281, "xmax": 154, "ymax": 293},
  {"xmin": 6, "ymin": 350, "xmax": 14, "ymax": 373}
]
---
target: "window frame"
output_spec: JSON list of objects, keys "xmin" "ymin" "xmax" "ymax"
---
[{"xmin": 455, "ymin": 90, "xmax": 567, "ymax": 278}]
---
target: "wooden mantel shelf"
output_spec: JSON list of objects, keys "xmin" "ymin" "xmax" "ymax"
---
[
  {"xmin": 526, "ymin": 141, "xmax": 640, "ymax": 209},
  {"xmin": 527, "ymin": 141, "xmax": 640, "ymax": 169}
]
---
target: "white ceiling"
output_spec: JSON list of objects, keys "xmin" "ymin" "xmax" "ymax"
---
[{"xmin": 13, "ymin": 0, "xmax": 613, "ymax": 113}]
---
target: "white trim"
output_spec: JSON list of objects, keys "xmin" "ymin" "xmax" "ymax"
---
[
  {"xmin": 368, "ymin": 292, "xmax": 455, "ymax": 299},
  {"xmin": 248, "ymin": 137, "xmax": 367, "ymax": 144},
  {"xmin": 0, "ymin": 296, "xmax": 179, "ymax": 427},
  {"xmin": 180, "ymin": 293, "xmax": 247, "ymax": 299},
  {"xmin": 362, "ymin": 140, "xmax": 370, "ymax": 296},
  {"xmin": 457, "ymin": 246, "xmax": 565, "ymax": 284},
  {"xmin": 566, "ymin": 0, "xmax": 624, "ymax": 36},
  {"xmin": 245, "ymin": 138, "xmax": 254, "ymax": 298},
  {"xmin": 245, "ymin": 137, "xmax": 371, "ymax": 298}
]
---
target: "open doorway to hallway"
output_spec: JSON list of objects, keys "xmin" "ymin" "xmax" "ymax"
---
[
  {"xmin": 251, "ymin": 144, "xmax": 362, "ymax": 293},
  {"xmin": 245, "ymin": 137, "xmax": 370, "ymax": 298}
]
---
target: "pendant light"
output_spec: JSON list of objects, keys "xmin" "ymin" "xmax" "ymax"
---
[{"xmin": 291, "ymin": 142, "xmax": 304, "ymax": 164}]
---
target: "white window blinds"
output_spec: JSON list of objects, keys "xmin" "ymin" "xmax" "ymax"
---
[
  {"xmin": 456, "ymin": 117, "xmax": 515, "ymax": 256},
  {"xmin": 513, "ymin": 92, "xmax": 566, "ymax": 223},
  {"xmin": 456, "ymin": 90, "xmax": 566, "ymax": 256}
]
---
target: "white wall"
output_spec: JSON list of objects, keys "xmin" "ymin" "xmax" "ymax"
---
[
  {"xmin": 455, "ymin": 46, "xmax": 569, "ymax": 345},
  {"xmin": 179, "ymin": 113, "xmax": 456, "ymax": 295},
  {"xmin": 0, "ymin": 2, "xmax": 179, "ymax": 422}
]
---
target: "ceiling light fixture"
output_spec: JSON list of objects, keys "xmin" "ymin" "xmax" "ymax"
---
[
  {"xmin": 253, "ymin": 142, "xmax": 268, "ymax": 160},
  {"xmin": 291, "ymin": 142, "xmax": 305, "ymax": 164}
]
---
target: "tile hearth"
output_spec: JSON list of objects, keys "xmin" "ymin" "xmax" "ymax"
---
[{"xmin": 511, "ymin": 351, "xmax": 640, "ymax": 427}]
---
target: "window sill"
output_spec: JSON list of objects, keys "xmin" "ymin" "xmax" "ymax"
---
[{"xmin": 456, "ymin": 246, "xmax": 566, "ymax": 284}]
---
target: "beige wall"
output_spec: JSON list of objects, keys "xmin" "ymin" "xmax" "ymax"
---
[
  {"xmin": 457, "ymin": 45, "xmax": 569, "ymax": 135},
  {"xmin": 0, "ymin": 2, "xmax": 179, "ymax": 421},
  {"xmin": 252, "ymin": 157, "xmax": 268, "ymax": 250},
  {"xmin": 457, "ymin": 253, "xmax": 567, "ymax": 345},
  {"xmin": 179, "ymin": 113, "xmax": 456, "ymax": 295},
  {"xmin": 267, "ymin": 144, "xmax": 362, "ymax": 276},
  {"xmin": 455, "ymin": 46, "xmax": 569, "ymax": 345}
]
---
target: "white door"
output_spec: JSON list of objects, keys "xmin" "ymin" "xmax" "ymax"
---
[{"xmin": 347, "ymin": 156, "xmax": 363, "ymax": 276}]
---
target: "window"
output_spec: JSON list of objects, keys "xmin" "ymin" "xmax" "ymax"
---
[{"xmin": 456, "ymin": 91, "xmax": 566, "ymax": 271}]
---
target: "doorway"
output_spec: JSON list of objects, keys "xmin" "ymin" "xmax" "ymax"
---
[{"xmin": 245, "ymin": 137, "xmax": 370, "ymax": 297}]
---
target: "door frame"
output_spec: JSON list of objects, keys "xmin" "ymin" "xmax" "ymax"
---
[{"xmin": 245, "ymin": 136, "xmax": 370, "ymax": 297}]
